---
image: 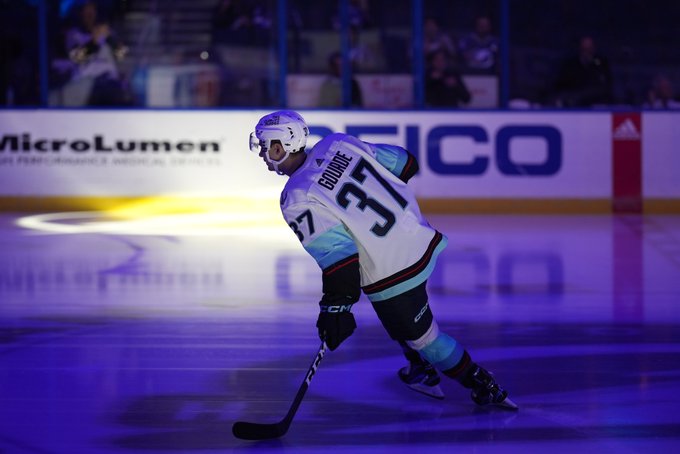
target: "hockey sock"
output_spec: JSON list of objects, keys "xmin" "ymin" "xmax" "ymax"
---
[
  {"xmin": 408, "ymin": 322, "xmax": 468, "ymax": 373},
  {"xmin": 442, "ymin": 350, "xmax": 476, "ymax": 385},
  {"xmin": 398, "ymin": 340, "xmax": 426, "ymax": 365}
]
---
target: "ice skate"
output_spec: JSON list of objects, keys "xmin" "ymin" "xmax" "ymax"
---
[
  {"xmin": 468, "ymin": 366, "xmax": 518, "ymax": 410},
  {"xmin": 398, "ymin": 362, "xmax": 445, "ymax": 400}
]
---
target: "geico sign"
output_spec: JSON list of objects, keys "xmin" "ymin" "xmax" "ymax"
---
[{"xmin": 310, "ymin": 124, "xmax": 562, "ymax": 176}]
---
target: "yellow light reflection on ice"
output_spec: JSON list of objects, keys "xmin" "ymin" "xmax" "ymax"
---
[{"xmin": 16, "ymin": 189, "xmax": 292, "ymax": 239}]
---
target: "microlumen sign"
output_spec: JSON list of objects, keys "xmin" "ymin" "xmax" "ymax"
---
[{"xmin": 0, "ymin": 134, "xmax": 221, "ymax": 153}]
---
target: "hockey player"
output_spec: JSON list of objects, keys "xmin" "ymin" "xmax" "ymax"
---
[{"xmin": 249, "ymin": 110, "xmax": 517, "ymax": 410}]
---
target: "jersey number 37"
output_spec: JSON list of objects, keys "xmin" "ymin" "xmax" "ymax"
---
[{"xmin": 336, "ymin": 158, "xmax": 407, "ymax": 237}]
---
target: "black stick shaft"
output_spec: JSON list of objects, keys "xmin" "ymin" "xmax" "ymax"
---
[
  {"xmin": 232, "ymin": 341, "xmax": 327, "ymax": 440},
  {"xmin": 283, "ymin": 340, "xmax": 326, "ymax": 420}
]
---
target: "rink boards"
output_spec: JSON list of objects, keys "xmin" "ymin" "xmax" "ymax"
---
[{"xmin": 0, "ymin": 110, "xmax": 678, "ymax": 213}]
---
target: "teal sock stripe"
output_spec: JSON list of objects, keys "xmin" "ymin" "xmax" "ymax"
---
[{"xmin": 418, "ymin": 332, "xmax": 465, "ymax": 371}]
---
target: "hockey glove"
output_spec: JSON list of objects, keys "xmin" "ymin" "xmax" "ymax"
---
[{"xmin": 316, "ymin": 304, "xmax": 356, "ymax": 351}]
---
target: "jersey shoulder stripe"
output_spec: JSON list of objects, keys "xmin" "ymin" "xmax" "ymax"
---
[
  {"xmin": 372, "ymin": 143, "xmax": 408, "ymax": 174},
  {"xmin": 371, "ymin": 143, "xmax": 419, "ymax": 182}
]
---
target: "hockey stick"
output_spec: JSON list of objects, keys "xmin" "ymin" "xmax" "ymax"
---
[{"xmin": 232, "ymin": 340, "xmax": 328, "ymax": 440}]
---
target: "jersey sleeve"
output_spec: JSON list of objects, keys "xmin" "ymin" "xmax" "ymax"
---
[
  {"xmin": 282, "ymin": 200, "xmax": 361, "ymax": 303},
  {"xmin": 283, "ymin": 201, "xmax": 357, "ymax": 269},
  {"xmin": 369, "ymin": 143, "xmax": 419, "ymax": 182}
]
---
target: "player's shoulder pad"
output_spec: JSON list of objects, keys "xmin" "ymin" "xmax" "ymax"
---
[
  {"xmin": 315, "ymin": 132, "xmax": 372, "ymax": 157},
  {"xmin": 337, "ymin": 133, "xmax": 373, "ymax": 154}
]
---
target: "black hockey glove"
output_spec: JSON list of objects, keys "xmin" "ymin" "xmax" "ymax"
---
[{"xmin": 316, "ymin": 304, "xmax": 356, "ymax": 351}]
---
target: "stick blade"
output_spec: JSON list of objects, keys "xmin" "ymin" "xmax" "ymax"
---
[{"xmin": 232, "ymin": 421, "xmax": 288, "ymax": 440}]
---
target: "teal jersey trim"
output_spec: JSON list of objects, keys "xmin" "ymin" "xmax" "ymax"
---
[
  {"xmin": 366, "ymin": 236, "xmax": 447, "ymax": 302},
  {"xmin": 374, "ymin": 144, "xmax": 409, "ymax": 177},
  {"xmin": 304, "ymin": 224, "xmax": 358, "ymax": 269}
]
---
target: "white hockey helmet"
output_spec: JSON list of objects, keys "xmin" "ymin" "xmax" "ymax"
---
[
  {"xmin": 249, "ymin": 110, "xmax": 309, "ymax": 175},
  {"xmin": 250, "ymin": 110, "xmax": 309, "ymax": 155}
]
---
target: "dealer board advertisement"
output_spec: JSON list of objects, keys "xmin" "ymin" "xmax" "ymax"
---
[
  {"xmin": 643, "ymin": 112, "xmax": 680, "ymax": 198},
  {"xmin": 0, "ymin": 110, "xmax": 621, "ymax": 202},
  {"xmin": 0, "ymin": 110, "xmax": 275, "ymax": 197}
]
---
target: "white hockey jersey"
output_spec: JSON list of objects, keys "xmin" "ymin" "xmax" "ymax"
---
[{"xmin": 281, "ymin": 133, "xmax": 447, "ymax": 302}]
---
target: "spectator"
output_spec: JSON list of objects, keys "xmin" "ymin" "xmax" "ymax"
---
[
  {"xmin": 62, "ymin": 0, "xmax": 129, "ymax": 106},
  {"xmin": 212, "ymin": 0, "xmax": 252, "ymax": 44},
  {"xmin": 1, "ymin": 0, "xmax": 42, "ymax": 106},
  {"xmin": 553, "ymin": 35, "xmax": 612, "ymax": 107},
  {"xmin": 332, "ymin": 0, "xmax": 372, "ymax": 31},
  {"xmin": 423, "ymin": 17, "xmax": 457, "ymax": 61},
  {"xmin": 212, "ymin": 0, "xmax": 273, "ymax": 46},
  {"xmin": 425, "ymin": 49, "xmax": 471, "ymax": 108},
  {"xmin": 458, "ymin": 15, "xmax": 499, "ymax": 73},
  {"xmin": 318, "ymin": 51, "xmax": 363, "ymax": 108},
  {"xmin": 644, "ymin": 74, "xmax": 680, "ymax": 109},
  {"xmin": 0, "ymin": 27, "xmax": 21, "ymax": 105}
]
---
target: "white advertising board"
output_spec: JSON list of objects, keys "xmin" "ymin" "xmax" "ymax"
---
[
  {"xmin": 0, "ymin": 110, "xmax": 280, "ymax": 197},
  {"xmin": 0, "ymin": 110, "xmax": 614, "ymax": 199},
  {"xmin": 643, "ymin": 112, "xmax": 680, "ymax": 198},
  {"xmin": 305, "ymin": 111, "xmax": 612, "ymax": 198}
]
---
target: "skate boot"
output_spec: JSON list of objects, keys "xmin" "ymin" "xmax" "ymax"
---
[
  {"xmin": 398, "ymin": 362, "xmax": 445, "ymax": 400},
  {"xmin": 468, "ymin": 366, "xmax": 518, "ymax": 410}
]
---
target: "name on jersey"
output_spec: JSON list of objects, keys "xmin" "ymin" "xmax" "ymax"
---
[{"xmin": 317, "ymin": 150, "xmax": 353, "ymax": 191}]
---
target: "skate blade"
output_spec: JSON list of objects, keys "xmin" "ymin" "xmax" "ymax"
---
[
  {"xmin": 495, "ymin": 396, "xmax": 519, "ymax": 410},
  {"xmin": 407, "ymin": 382, "xmax": 445, "ymax": 400}
]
